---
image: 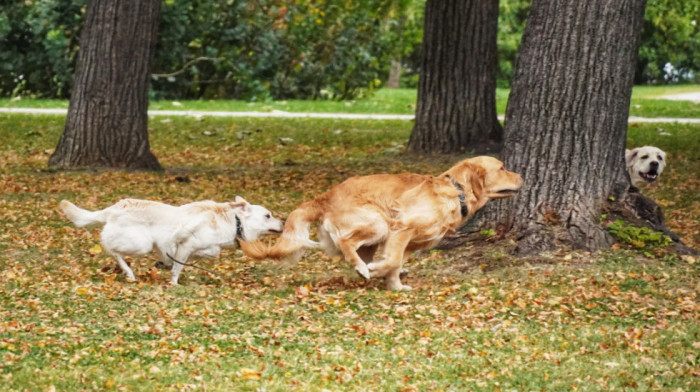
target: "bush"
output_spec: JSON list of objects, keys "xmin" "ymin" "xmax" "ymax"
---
[{"xmin": 2, "ymin": 0, "xmax": 415, "ymax": 100}]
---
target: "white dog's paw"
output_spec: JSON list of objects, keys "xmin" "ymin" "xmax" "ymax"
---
[
  {"xmin": 125, "ymin": 276, "xmax": 137, "ymax": 283},
  {"xmin": 355, "ymin": 264, "xmax": 370, "ymax": 280},
  {"xmin": 367, "ymin": 261, "xmax": 383, "ymax": 271}
]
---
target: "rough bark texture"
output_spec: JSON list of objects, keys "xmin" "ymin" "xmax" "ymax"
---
[
  {"xmin": 48, "ymin": 0, "xmax": 162, "ymax": 170},
  {"xmin": 478, "ymin": 0, "xmax": 648, "ymax": 253},
  {"xmin": 407, "ymin": 0, "xmax": 502, "ymax": 154}
]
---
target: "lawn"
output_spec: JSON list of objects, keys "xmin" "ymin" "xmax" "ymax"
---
[
  {"xmin": 1, "ymin": 84, "xmax": 698, "ymax": 118},
  {"xmin": 0, "ymin": 113, "xmax": 698, "ymax": 391}
]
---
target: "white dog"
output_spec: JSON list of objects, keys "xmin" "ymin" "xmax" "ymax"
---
[
  {"xmin": 626, "ymin": 146, "xmax": 667, "ymax": 186},
  {"xmin": 59, "ymin": 197, "xmax": 283, "ymax": 285}
]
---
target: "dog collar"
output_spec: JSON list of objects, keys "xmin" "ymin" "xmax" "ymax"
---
[
  {"xmin": 235, "ymin": 215, "xmax": 245, "ymax": 242},
  {"xmin": 451, "ymin": 180, "xmax": 468, "ymax": 218}
]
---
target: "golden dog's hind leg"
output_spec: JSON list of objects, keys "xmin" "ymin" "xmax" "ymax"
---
[
  {"xmin": 336, "ymin": 239, "xmax": 372, "ymax": 280},
  {"xmin": 368, "ymin": 229, "xmax": 414, "ymax": 290}
]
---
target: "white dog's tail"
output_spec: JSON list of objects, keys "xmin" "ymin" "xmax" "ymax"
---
[
  {"xmin": 59, "ymin": 200, "xmax": 106, "ymax": 228},
  {"xmin": 239, "ymin": 199, "xmax": 322, "ymax": 262}
]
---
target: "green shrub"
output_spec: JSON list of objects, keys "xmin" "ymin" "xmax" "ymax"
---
[{"xmin": 607, "ymin": 220, "xmax": 674, "ymax": 259}]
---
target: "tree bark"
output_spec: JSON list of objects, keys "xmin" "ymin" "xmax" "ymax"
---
[
  {"xmin": 407, "ymin": 0, "xmax": 502, "ymax": 154},
  {"xmin": 48, "ymin": 0, "xmax": 162, "ymax": 170},
  {"xmin": 483, "ymin": 0, "xmax": 648, "ymax": 253}
]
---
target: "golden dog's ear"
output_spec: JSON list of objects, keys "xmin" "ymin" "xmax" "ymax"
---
[
  {"xmin": 444, "ymin": 161, "xmax": 485, "ymax": 202},
  {"xmin": 463, "ymin": 163, "xmax": 485, "ymax": 200}
]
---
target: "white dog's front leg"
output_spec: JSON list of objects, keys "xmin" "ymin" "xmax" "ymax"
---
[{"xmin": 168, "ymin": 247, "xmax": 192, "ymax": 285}]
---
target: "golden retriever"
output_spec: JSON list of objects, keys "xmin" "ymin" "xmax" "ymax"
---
[{"xmin": 241, "ymin": 156, "xmax": 523, "ymax": 290}]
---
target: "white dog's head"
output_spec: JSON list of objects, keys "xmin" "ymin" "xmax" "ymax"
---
[
  {"xmin": 626, "ymin": 146, "xmax": 667, "ymax": 186},
  {"xmin": 231, "ymin": 196, "xmax": 284, "ymax": 241}
]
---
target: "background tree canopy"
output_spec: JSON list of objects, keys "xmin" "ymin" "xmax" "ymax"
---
[{"xmin": 0, "ymin": 0, "xmax": 696, "ymax": 100}]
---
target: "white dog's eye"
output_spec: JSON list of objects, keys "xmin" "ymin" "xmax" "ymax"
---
[
  {"xmin": 641, "ymin": 155, "xmax": 649, "ymax": 160},
  {"xmin": 658, "ymin": 155, "xmax": 663, "ymax": 161},
  {"xmin": 265, "ymin": 213, "xmax": 271, "ymax": 219}
]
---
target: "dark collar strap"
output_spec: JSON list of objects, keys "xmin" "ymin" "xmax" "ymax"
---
[
  {"xmin": 451, "ymin": 180, "xmax": 469, "ymax": 218},
  {"xmin": 235, "ymin": 215, "xmax": 244, "ymax": 242}
]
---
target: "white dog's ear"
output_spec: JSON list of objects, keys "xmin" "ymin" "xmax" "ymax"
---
[
  {"xmin": 230, "ymin": 196, "xmax": 250, "ymax": 212},
  {"xmin": 625, "ymin": 148, "xmax": 638, "ymax": 166},
  {"xmin": 234, "ymin": 196, "xmax": 249, "ymax": 205}
]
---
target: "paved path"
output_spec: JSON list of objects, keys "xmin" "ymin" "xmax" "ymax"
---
[
  {"xmin": 660, "ymin": 92, "xmax": 700, "ymax": 103},
  {"xmin": 1, "ymin": 107, "xmax": 699, "ymax": 124}
]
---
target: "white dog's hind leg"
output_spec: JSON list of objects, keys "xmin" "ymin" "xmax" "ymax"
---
[{"xmin": 112, "ymin": 253, "xmax": 136, "ymax": 281}]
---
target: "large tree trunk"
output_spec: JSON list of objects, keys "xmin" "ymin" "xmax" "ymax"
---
[
  {"xmin": 485, "ymin": 0, "xmax": 648, "ymax": 253},
  {"xmin": 48, "ymin": 0, "xmax": 162, "ymax": 170},
  {"xmin": 407, "ymin": 0, "xmax": 502, "ymax": 154}
]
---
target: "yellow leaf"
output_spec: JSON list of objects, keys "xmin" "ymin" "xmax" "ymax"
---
[
  {"xmin": 240, "ymin": 368, "xmax": 261, "ymax": 380},
  {"xmin": 89, "ymin": 244, "xmax": 102, "ymax": 255},
  {"xmin": 75, "ymin": 286, "xmax": 90, "ymax": 295}
]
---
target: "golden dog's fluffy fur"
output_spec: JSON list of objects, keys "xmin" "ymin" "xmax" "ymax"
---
[{"xmin": 241, "ymin": 156, "xmax": 523, "ymax": 290}]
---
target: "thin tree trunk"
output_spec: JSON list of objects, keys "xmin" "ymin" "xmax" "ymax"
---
[
  {"xmin": 386, "ymin": 59, "xmax": 402, "ymax": 89},
  {"xmin": 48, "ymin": 0, "xmax": 162, "ymax": 170},
  {"xmin": 408, "ymin": 0, "xmax": 502, "ymax": 154},
  {"xmin": 485, "ymin": 0, "xmax": 648, "ymax": 253}
]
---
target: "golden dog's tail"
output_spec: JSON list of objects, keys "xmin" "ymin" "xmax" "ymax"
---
[
  {"xmin": 239, "ymin": 199, "xmax": 323, "ymax": 262},
  {"xmin": 59, "ymin": 200, "xmax": 107, "ymax": 229}
]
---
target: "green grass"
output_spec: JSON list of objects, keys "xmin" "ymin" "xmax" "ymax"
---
[
  {"xmin": 1, "ymin": 114, "xmax": 698, "ymax": 391},
  {"xmin": 1, "ymin": 84, "xmax": 698, "ymax": 118}
]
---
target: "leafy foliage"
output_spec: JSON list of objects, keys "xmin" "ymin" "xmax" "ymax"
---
[
  {"xmin": 2, "ymin": 0, "xmax": 696, "ymax": 100},
  {"xmin": 1, "ymin": 0, "xmax": 417, "ymax": 100},
  {"xmin": 607, "ymin": 220, "xmax": 674, "ymax": 258},
  {"xmin": 637, "ymin": 0, "xmax": 700, "ymax": 83},
  {"xmin": 497, "ymin": 0, "xmax": 700, "ymax": 85}
]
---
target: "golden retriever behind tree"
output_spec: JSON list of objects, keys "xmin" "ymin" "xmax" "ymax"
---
[{"xmin": 241, "ymin": 156, "xmax": 523, "ymax": 290}]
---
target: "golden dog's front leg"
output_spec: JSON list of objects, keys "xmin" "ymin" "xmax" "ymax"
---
[{"xmin": 368, "ymin": 229, "xmax": 414, "ymax": 290}]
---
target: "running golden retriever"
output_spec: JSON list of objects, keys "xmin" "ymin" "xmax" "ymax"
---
[{"xmin": 241, "ymin": 156, "xmax": 523, "ymax": 290}]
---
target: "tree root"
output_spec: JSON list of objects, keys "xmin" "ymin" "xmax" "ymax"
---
[{"xmin": 438, "ymin": 188, "xmax": 697, "ymax": 256}]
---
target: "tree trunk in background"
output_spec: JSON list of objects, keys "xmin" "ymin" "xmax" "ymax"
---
[
  {"xmin": 386, "ymin": 60, "xmax": 402, "ymax": 89},
  {"xmin": 49, "ymin": 0, "xmax": 162, "ymax": 170},
  {"xmin": 408, "ymin": 0, "xmax": 502, "ymax": 154},
  {"xmin": 486, "ymin": 0, "xmax": 647, "ymax": 253}
]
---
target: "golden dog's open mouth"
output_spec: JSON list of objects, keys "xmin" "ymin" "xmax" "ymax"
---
[{"xmin": 491, "ymin": 188, "xmax": 520, "ymax": 198}]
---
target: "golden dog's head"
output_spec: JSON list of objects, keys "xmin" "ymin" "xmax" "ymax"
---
[{"xmin": 442, "ymin": 156, "xmax": 523, "ymax": 207}]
